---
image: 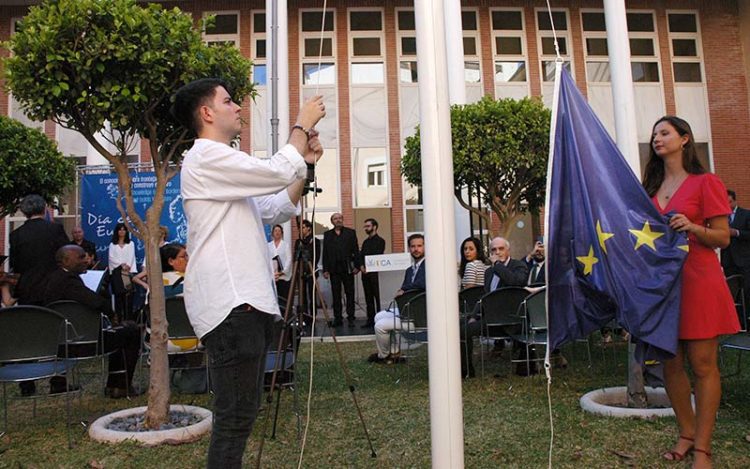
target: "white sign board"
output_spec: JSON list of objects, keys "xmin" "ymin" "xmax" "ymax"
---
[{"xmin": 364, "ymin": 253, "xmax": 412, "ymax": 272}]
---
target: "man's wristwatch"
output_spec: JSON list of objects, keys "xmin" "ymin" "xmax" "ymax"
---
[{"xmin": 292, "ymin": 123, "xmax": 311, "ymax": 140}]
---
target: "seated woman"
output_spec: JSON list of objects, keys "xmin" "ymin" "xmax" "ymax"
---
[{"xmin": 459, "ymin": 237, "xmax": 488, "ymax": 289}]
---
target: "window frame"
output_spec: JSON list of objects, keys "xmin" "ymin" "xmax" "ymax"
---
[
  {"xmin": 348, "ymin": 7, "xmax": 385, "ymax": 86},
  {"xmin": 535, "ymin": 8, "xmax": 574, "ymax": 83},
  {"xmin": 202, "ymin": 11, "xmax": 240, "ymax": 47}
]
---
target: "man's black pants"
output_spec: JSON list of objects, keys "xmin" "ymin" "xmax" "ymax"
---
[
  {"xmin": 329, "ymin": 272, "xmax": 355, "ymax": 321},
  {"xmin": 361, "ymin": 272, "xmax": 381, "ymax": 324}
]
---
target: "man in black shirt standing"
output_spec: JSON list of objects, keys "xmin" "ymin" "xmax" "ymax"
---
[
  {"xmin": 294, "ymin": 219, "xmax": 321, "ymax": 319},
  {"xmin": 69, "ymin": 226, "xmax": 98, "ymax": 269},
  {"xmin": 359, "ymin": 218, "xmax": 385, "ymax": 328},
  {"xmin": 322, "ymin": 212, "xmax": 360, "ymax": 327}
]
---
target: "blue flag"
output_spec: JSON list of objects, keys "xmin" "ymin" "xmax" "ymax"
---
[{"xmin": 546, "ymin": 66, "xmax": 688, "ymax": 359}]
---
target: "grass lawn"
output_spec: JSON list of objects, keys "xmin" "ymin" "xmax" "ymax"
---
[{"xmin": 1, "ymin": 339, "xmax": 749, "ymax": 468}]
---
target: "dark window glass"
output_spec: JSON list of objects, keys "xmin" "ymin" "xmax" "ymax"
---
[
  {"xmin": 668, "ymin": 13, "xmax": 697, "ymax": 33},
  {"xmin": 491, "ymin": 11, "xmax": 523, "ymax": 30},
  {"xmin": 256, "ymin": 40, "xmax": 266, "ymax": 58},
  {"xmin": 629, "ymin": 38, "xmax": 654, "ymax": 56},
  {"xmin": 253, "ymin": 13, "xmax": 266, "ymax": 33},
  {"xmin": 542, "ymin": 37, "xmax": 567, "ymax": 55},
  {"xmin": 206, "ymin": 14, "xmax": 238, "ymax": 35},
  {"xmin": 463, "ymin": 37, "xmax": 477, "ymax": 56},
  {"xmin": 586, "ymin": 38, "xmax": 608, "ymax": 56},
  {"xmin": 353, "ymin": 37, "xmax": 381, "ymax": 56},
  {"xmin": 673, "ymin": 63, "xmax": 702, "ymax": 82},
  {"xmin": 398, "ymin": 11, "xmax": 415, "ymax": 31},
  {"xmin": 350, "ymin": 11, "xmax": 382, "ymax": 31},
  {"xmin": 401, "ymin": 37, "xmax": 417, "ymax": 55},
  {"xmin": 672, "ymin": 39, "xmax": 697, "ymax": 57},
  {"xmin": 304, "ymin": 38, "xmax": 333, "ymax": 58},
  {"xmin": 302, "ymin": 11, "xmax": 334, "ymax": 32},
  {"xmin": 582, "ymin": 12, "xmax": 606, "ymax": 31},
  {"xmin": 462, "ymin": 11, "xmax": 478, "ymax": 31},
  {"xmin": 631, "ymin": 62, "xmax": 660, "ymax": 82},
  {"xmin": 495, "ymin": 37, "xmax": 522, "ymax": 55},
  {"xmin": 627, "ymin": 13, "xmax": 654, "ymax": 32},
  {"xmin": 537, "ymin": 11, "xmax": 567, "ymax": 31}
]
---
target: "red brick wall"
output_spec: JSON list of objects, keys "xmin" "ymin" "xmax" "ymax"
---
[{"xmin": 384, "ymin": 6, "xmax": 404, "ymax": 252}]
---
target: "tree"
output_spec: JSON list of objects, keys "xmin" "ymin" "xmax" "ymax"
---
[
  {"xmin": 0, "ymin": 115, "xmax": 75, "ymax": 218},
  {"xmin": 402, "ymin": 96, "xmax": 551, "ymax": 237},
  {"xmin": 4, "ymin": 0, "xmax": 254, "ymax": 428}
]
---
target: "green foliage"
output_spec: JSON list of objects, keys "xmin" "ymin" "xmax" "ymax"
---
[
  {"xmin": 4, "ymin": 0, "xmax": 254, "ymax": 162},
  {"xmin": 0, "ymin": 115, "xmax": 75, "ymax": 218},
  {"xmin": 402, "ymin": 96, "xmax": 551, "ymax": 234}
]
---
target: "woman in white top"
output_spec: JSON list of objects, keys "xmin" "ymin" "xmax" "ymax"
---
[
  {"xmin": 459, "ymin": 237, "xmax": 488, "ymax": 290},
  {"xmin": 108, "ymin": 222, "xmax": 137, "ymax": 321},
  {"xmin": 267, "ymin": 224, "xmax": 292, "ymax": 302}
]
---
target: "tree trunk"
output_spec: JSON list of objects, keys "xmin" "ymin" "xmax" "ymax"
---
[{"xmin": 627, "ymin": 341, "xmax": 647, "ymax": 408}]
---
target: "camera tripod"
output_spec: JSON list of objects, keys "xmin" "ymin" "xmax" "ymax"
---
[{"xmin": 255, "ymin": 221, "xmax": 377, "ymax": 467}]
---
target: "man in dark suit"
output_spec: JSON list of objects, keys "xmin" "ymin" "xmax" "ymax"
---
[
  {"xmin": 461, "ymin": 236, "xmax": 528, "ymax": 378},
  {"xmin": 9, "ymin": 194, "xmax": 69, "ymax": 306},
  {"xmin": 43, "ymin": 245, "xmax": 141, "ymax": 398},
  {"xmin": 359, "ymin": 218, "xmax": 386, "ymax": 328},
  {"xmin": 294, "ymin": 219, "xmax": 321, "ymax": 318},
  {"xmin": 524, "ymin": 239, "xmax": 546, "ymax": 286},
  {"xmin": 369, "ymin": 233, "xmax": 425, "ymax": 362},
  {"xmin": 322, "ymin": 212, "xmax": 360, "ymax": 327},
  {"xmin": 721, "ymin": 190, "xmax": 750, "ymax": 310}
]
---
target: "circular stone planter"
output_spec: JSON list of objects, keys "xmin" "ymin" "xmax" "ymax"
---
[
  {"xmin": 580, "ymin": 386, "xmax": 694, "ymax": 419},
  {"xmin": 89, "ymin": 405, "xmax": 212, "ymax": 446}
]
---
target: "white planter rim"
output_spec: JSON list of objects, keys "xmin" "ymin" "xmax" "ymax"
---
[{"xmin": 580, "ymin": 386, "xmax": 693, "ymax": 419}]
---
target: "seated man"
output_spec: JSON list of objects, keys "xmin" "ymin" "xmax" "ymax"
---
[
  {"xmin": 43, "ymin": 245, "xmax": 141, "ymax": 398},
  {"xmin": 368, "ymin": 234, "xmax": 426, "ymax": 363},
  {"xmin": 460, "ymin": 236, "xmax": 528, "ymax": 378}
]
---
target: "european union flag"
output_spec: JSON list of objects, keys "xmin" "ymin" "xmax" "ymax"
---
[{"xmin": 546, "ymin": 66, "xmax": 688, "ymax": 359}]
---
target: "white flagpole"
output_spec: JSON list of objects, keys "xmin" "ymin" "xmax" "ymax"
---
[
  {"xmin": 415, "ymin": 1, "xmax": 465, "ymax": 467},
  {"xmin": 603, "ymin": 0, "xmax": 640, "ymax": 173}
]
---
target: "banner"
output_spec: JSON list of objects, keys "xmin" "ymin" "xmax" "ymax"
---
[{"xmin": 81, "ymin": 172, "xmax": 186, "ymax": 270}]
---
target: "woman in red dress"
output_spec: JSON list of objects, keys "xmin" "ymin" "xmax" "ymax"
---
[{"xmin": 643, "ymin": 116, "xmax": 739, "ymax": 468}]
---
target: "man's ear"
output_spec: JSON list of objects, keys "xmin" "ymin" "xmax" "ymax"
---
[{"xmin": 198, "ymin": 104, "xmax": 214, "ymax": 125}]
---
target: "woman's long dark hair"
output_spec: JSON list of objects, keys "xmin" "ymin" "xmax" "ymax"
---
[
  {"xmin": 459, "ymin": 237, "xmax": 487, "ymax": 277},
  {"xmin": 642, "ymin": 115, "xmax": 706, "ymax": 197},
  {"xmin": 111, "ymin": 222, "xmax": 131, "ymax": 244}
]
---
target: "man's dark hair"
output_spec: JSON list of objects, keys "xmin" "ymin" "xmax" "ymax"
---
[
  {"xmin": 160, "ymin": 243, "xmax": 187, "ymax": 272},
  {"xmin": 301, "ymin": 219, "xmax": 313, "ymax": 229},
  {"xmin": 19, "ymin": 194, "xmax": 46, "ymax": 218},
  {"xmin": 364, "ymin": 218, "xmax": 378, "ymax": 229},
  {"xmin": 407, "ymin": 233, "xmax": 424, "ymax": 246},
  {"xmin": 728, "ymin": 190, "xmax": 736, "ymax": 200},
  {"xmin": 172, "ymin": 78, "xmax": 231, "ymax": 134}
]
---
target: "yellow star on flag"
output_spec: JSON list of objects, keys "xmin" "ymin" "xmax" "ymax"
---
[
  {"xmin": 576, "ymin": 245, "xmax": 599, "ymax": 276},
  {"xmin": 678, "ymin": 244, "xmax": 689, "ymax": 253},
  {"xmin": 596, "ymin": 220, "xmax": 614, "ymax": 254},
  {"xmin": 628, "ymin": 221, "xmax": 664, "ymax": 251}
]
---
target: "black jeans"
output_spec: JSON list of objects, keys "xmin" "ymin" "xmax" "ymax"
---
[
  {"xmin": 203, "ymin": 306, "xmax": 278, "ymax": 469},
  {"xmin": 329, "ymin": 272, "xmax": 355, "ymax": 321},
  {"xmin": 361, "ymin": 272, "xmax": 381, "ymax": 324}
]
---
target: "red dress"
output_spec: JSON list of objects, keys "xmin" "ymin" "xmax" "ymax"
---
[{"xmin": 652, "ymin": 173, "xmax": 740, "ymax": 339}]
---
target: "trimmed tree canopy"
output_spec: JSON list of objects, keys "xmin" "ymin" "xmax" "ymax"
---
[
  {"xmin": 402, "ymin": 96, "xmax": 551, "ymax": 236},
  {"xmin": 0, "ymin": 115, "xmax": 75, "ymax": 218}
]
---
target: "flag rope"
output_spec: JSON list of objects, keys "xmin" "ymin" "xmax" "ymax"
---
[{"xmin": 544, "ymin": 0, "xmax": 563, "ymax": 62}]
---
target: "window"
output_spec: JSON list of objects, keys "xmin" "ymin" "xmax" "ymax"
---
[
  {"xmin": 537, "ymin": 10, "xmax": 572, "ymax": 82},
  {"xmin": 252, "ymin": 12, "xmax": 266, "ymax": 86},
  {"xmin": 203, "ymin": 12, "xmax": 239, "ymax": 47},
  {"xmin": 462, "ymin": 9, "xmax": 482, "ymax": 86},
  {"xmin": 353, "ymin": 149, "xmax": 388, "ymax": 207},
  {"xmin": 301, "ymin": 9, "xmax": 336, "ymax": 86},
  {"xmin": 397, "ymin": 10, "xmax": 417, "ymax": 83},
  {"xmin": 367, "ymin": 164, "xmax": 386, "ymax": 187},
  {"xmin": 349, "ymin": 9, "xmax": 384, "ymax": 85},
  {"xmin": 491, "ymin": 9, "xmax": 527, "ymax": 83},
  {"xmin": 668, "ymin": 12, "xmax": 703, "ymax": 83}
]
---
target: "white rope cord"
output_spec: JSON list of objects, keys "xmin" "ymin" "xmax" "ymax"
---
[
  {"xmin": 545, "ymin": 0, "xmax": 564, "ymax": 63},
  {"xmin": 298, "ymin": 2, "xmax": 328, "ymax": 467}
]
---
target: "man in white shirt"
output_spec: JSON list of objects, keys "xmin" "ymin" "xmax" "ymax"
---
[{"xmin": 173, "ymin": 78, "xmax": 325, "ymax": 469}]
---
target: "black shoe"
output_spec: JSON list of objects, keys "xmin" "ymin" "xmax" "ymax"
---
[
  {"xmin": 106, "ymin": 386, "xmax": 144, "ymax": 399},
  {"xmin": 50, "ymin": 383, "xmax": 81, "ymax": 395},
  {"xmin": 328, "ymin": 319, "xmax": 343, "ymax": 328},
  {"xmin": 20, "ymin": 382, "xmax": 36, "ymax": 397},
  {"xmin": 367, "ymin": 352, "xmax": 381, "ymax": 362}
]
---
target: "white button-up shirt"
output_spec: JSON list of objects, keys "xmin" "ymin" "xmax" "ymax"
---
[
  {"xmin": 181, "ymin": 139, "xmax": 306, "ymax": 338},
  {"xmin": 267, "ymin": 239, "xmax": 292, "ymax": 282}
]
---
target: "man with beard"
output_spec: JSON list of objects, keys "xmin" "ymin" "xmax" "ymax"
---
[
  {"xmin": 322, "ymin": 212, "xmax": 360, "ymax": 327},
  {"xmin": 359, "ymin": 218, "xmax": 385, "ymax": 328},
  {"xmin": 524, "ymin": 239, "xmax": 545, "ymax": 286}
]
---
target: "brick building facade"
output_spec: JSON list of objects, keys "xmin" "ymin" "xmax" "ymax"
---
[{"xmin": 1, "ymin": 0, "xmax": 749, "ymax": 258}]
